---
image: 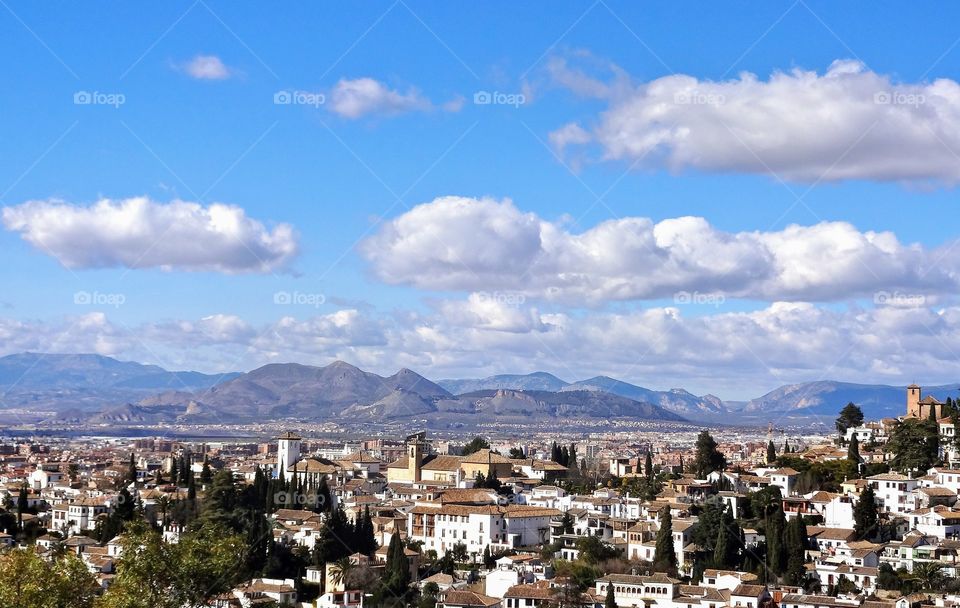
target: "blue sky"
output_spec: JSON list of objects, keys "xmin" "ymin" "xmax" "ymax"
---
[{"xmin": 3, "ymin": 1, "xmax": 960, "ymax": 398}]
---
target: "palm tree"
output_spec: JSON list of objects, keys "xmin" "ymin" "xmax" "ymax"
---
[
  {"xmin": 911, "ymin": 561, "xmax": 945, "ymax": 591},
  {"xmin": 329, "ymin": 556, "xmax": 354, "ymax": 589}
]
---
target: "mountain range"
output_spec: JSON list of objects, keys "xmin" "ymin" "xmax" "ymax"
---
[{"xmin": 0, "ymin": 352, "xmax": 955, "ymax": 426}]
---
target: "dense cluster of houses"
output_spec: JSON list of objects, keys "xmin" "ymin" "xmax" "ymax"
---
[{"xmin": 4, "ymin": 386, "xmax": 960, "ymax": 608}]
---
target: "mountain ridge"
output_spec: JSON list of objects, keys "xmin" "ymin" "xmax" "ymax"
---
[{"xmin": 0, "ymin": 352, "xmax": 954, "ymax": 424}]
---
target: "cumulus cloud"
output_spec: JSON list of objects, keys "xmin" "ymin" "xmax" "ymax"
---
[
  {"xmin": 549, "ymin": 58, "xmax": 960, "ymax": 184},
  {"xmin": 4, "ymin": 301, "xmax": 960, "ymax": 397},
  {"xmin": 181, "ymin": 54, "xmax": 232, "ymax": 80},
  {"xmin": 326, "ymin": 77, "xmax": 458, "ymax": 119},
  {"xmin": 2, "ymin": 197, "xmax": 299, "ymax": 273},
  {"xmin": 362, "ymin": 196, "xmax": 959, "ymax": 303}
]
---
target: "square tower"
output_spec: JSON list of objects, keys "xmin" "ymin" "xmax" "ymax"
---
[
  {"xmin": 405, "ymin": 431, "xmax": 426, "ymax": 482},
  {"xmin": 277, "ymin": 431, "xmax": 302, "ymax": 479},
  {"xmin": 906, "ymin": 384, "xmax": 922, "ymax": 418}
]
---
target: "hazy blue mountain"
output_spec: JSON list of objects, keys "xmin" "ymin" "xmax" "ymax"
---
[
  {"xmin": 5, "ymin": 352, "xmax": 957, "ymax": 425},
  {"xmin": 0, "ymin": 353, "xmax": 234, "ymax": 390},
  {"xmin": 0, "ymin": 353, "xmax": 237, "ymax": 415},
  {"xmin": 744, "ymin": 381, "xmax": 960, "ymax": 419},
  {"xmin": 438, "ymin": 372, "xmax": 569, "ymax": 394},
  {"xmin": 563, "ymin": 376, "xmax": 728, "ymax": 417},
  {"xmin": 453, "ymin": 388, "xmax": 687, "ymax": 422}
]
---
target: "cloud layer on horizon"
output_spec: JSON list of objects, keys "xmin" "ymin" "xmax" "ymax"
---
[{"xmin": 3, "ymin": 299, "xmax": 960, "ymax": 397}]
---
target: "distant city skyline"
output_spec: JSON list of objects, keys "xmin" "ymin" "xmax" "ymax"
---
[{"xmin": 3, "ymin": 3, "xmax": 960, "ymax": 399}]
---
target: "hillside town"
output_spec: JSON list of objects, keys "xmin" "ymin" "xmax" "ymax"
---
[{"xmin": 2, "ymin": 385, "xmax": 960, "ymax": 608}]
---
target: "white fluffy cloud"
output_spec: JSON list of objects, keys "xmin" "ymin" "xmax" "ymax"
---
[
  {"xmin": 182, "ymin": 55, "xmax": 232, "ymax": 80},
  {"xmin": 550, "ymin": 58, "xmax": 960, "ymax": 184},
  {"xmin": 326, "ymin": 77, "xmax": 457, "ymax": 119},
  {"xmin": 4, "ymin": 301, "xmax": 960, "ymax": 397},
  {"xmin": 361, "ymin": 196, "xmax": 958, "ymax": 303},
  {"xmin": 2, "ymin": 197, "xmax": 299, "ymax": 273}
]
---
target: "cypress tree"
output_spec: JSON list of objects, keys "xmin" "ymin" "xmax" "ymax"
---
[
  {"xmin": 848, "ymin": 436, "xmax": 861, "ymax": 465},
  {"xmin": 767, "ymin": 440, "xmax": 777, "ymax": 464},
  {"xmin": 16, "ymin": 485, "xmax": 27, "ymax": 531},
  {"xmin": 384, "ymin": 533, "xmax": 410, "ymax": 595},
  {"xmin": 128, "ymin": 453, "xmax": 138, "ymax": 486},
  {"xmin": 854, "ymin": 485, "xmax": 879, "ymax": 540},
  {"xmin": 605, "ymin": 581, "xmax": 618, "ymax": 608},
  {"xmin": 653, "ymin": 506, "xmax": 677, "ymax": 573},
  {"xmin": 200, "ymin": 455, "xmax": 212, "ymax": 484},
  {"xmin": 784, "ymin": 516, "xmax": 807, "ymax": 585},
  {"xmin": 645, "ymin": 451, "xmax": 654, "ymax": 480},
  {"xmin": 766, "ymin": 503, "xmax": 787, "ymax": 576},
  {"xmin": 713, "ymin": 523, "xmax": 730, "ymax": 569}
]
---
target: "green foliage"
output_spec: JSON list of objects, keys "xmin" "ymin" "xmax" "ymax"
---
[
  {"xmin": 0, "ymin": 549, "xmax": 99, "ymax": 608},
  {"xmin": 847, "ymin": 436, "xmax": 861, "ymax": 468},
  {"xmin": 767, "ymin": 441, "xmax": 777, "ymax": 464},
  {"xmin": 692, "ymin": 501, "xmax": 741, "ymax": 570},
  {"xmin": 552, "ymin": 560, "xmax": 602, "ymax": 592},
  {"xmin": 853, "ymin": 485, "xmax": 879, "ymax": 540},
  {"xmin": 575, "ymin": 535, "xmax": 619, "ymax": 564},
  {"xmin": 462, "ymin": 436, "xmax": 490, "ymax": 456},
  {"xmin": 692, "ymin": 431, "xmax": 726, "ymax": 478},
  {"xmin": 605, "ymin": 581, "xmax": 618, "ymax": 608},
  {"xmin": 653, "ymin": 506, "xmax": 677, "ymax": 573},
  {"xmin": 98, "ymin": 520, "xmax": 246, "ymax": 608},
  {"xmin": 783, "ymin": 516, "xmax": 807, "ymax": 585},
  {"xmin": 836, "ymin": 403, "xmax": 864, "ymax": 437},
  {"xmin": 508, "ymin": 447, "xmax": 525, "ymax": 459},
  {"xmin": 888, "ymin": 418, "xmax": 940, "ymax": 474},
  {"xmin": 382, "ymin": 533, "xmax": 411, "ymax": 602}
]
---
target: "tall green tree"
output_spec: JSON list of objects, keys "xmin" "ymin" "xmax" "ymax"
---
[
  {"xmin": 784, "ymin": 516, "xmax": 807, "ymax": 586},
  {"xmin": 692, "ymin": 431, "xmax": 726, "ymax": 478},
  {"xmin": 767, "ymin": 441, "xmax": 777, "ymax": 464},
  {"xmin": 853, "ymin": 485, "xmax": 879, "ymax": 540},
  {"xmin": 383, "ymin": 533, "xmax": 411, "ymax": 601},
  {"xmin": 847, "ymin": 436, "xmax": 861, "ymax": 467},
  {"xmin": 16, "ymin": 485, "xmax": 27, "ymax": 532},
  {"xmin": 128, "ymin": 453, "xmax": 138, "ymax": 486},
  {"xmin": 604, "ymin": 581, "xmax": 618, "ymax": 608},
  {"xmin": 653, "ymin": 506, "xmax": 677, "ymax": 573},
  {"xmin": 836, "ymin": 403, "xmax": 864, "ymax": 438},
  {"xmin": 644, "ymin": 451, "xmax": 654, "ymax": 480},
  {"xmin": 199, "ymin": 455, "xmax": 212, "ymax": 485},
  {"xmin": 888, "ymin": 418, "xmax": 940, "ymax": 474}
]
